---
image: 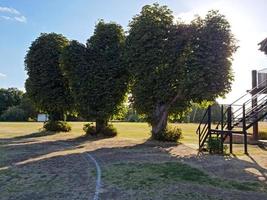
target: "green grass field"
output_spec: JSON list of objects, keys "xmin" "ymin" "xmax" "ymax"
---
[{"xmin": 0, "ymin": 121, "xmax": 199, "ymax": 143}]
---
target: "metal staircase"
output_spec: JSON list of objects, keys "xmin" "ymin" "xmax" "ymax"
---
[{"xmin": 196, "ymin": 81, "xmax": 267, "ymax": 154}]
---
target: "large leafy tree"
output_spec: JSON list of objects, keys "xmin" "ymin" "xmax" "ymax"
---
[
  {"xmin": 25, "ymin": 33, "xmax": 73, "ymax": 121},
  {"xmin": 0, "ymin": 88, "xmax": 24, "ymax": 115},
  {"xmin": 62, "ymin": 21, "xmax": 128, "ymax": 132},
  {"xmin": 125, "ymin": 4, "xmax": 237, "ymax": 139}
]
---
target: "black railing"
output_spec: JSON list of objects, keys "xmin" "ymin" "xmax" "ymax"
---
[
  {"xmin": 197, "ymin": 79, "xmax": 267, "ymax": 152},
  {"xmin": 196, "ymin": 106, "xmax": 211, "ymax": 149}
]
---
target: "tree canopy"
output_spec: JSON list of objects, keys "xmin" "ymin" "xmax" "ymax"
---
[
  {"xmin": 62, "ymin": 21, "xmax": 128, "ymax": 132},
  {"xmin": 125, "ymin": 4, "xmax": 237, "ymax": 138},
  {"xmin": 0, "ymin": 88, "xmax": 24, "ymax": 115},
  {"xmin": 25, "ymin": 33, "xmax": 73, "ymax": 121}
]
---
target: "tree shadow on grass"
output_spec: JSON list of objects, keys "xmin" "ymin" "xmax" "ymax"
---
[
  {"xmin": 1, "ymin": 129, "xmax": 267, "ymax": 199},
  {"xmin": 13, "ymin": 130, "xmax": 58, "ymax": 139},
  {"xmin": 1, "ymin": 137, "xmax": 267, "ymax": 200}
]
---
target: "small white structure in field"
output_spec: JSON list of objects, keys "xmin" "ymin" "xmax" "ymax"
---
[{"xmin": 37, "ymin": 114, "xmax": 49, "ymax": 122}]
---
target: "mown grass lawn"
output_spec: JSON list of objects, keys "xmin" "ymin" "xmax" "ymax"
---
[{"xmin": 0, "ymin": 121, "xmax": 199, "ymax": 143}]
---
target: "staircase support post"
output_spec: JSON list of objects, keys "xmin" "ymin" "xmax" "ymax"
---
[
  {"xmin": 243, "ymin": 104, "xmax": 248, "ymax": 154},
  {"xmin": 208, "ymin": 106, "xmax": 211, "ymax": 153},
  {"xmin": 220, "ymin": 105, "xmax": 224, "ymax": 153},
  {"xmin": 229, "ymin": 132, "xmax": 233, "ymax": 154},
  {"xmin": 227, "ymin": 106, "xmax": 233, "ymax": 154},
  {"xmin": 252, "ymin": 70, "xmax": 259, "ymax": 140}
]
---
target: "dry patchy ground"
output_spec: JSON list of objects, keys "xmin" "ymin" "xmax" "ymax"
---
[{"xmin": 1, "ymin": 122, "xmax": 267, "ymax": 200}]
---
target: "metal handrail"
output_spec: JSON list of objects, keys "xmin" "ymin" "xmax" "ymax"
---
[
  {"xmin": 216, "ymin": 84, "xmax": 267, "ymax": 130},
  {"xmin": 196, "ymin": 106, "xmax": 209, "ymax": 134},
  {"xmin": 230, "ymin": 79, "xmax": 267, "ymax": 106},
  {"xmin": 233, "ymin": 94, "xmax": 267, "ymax": 121}
]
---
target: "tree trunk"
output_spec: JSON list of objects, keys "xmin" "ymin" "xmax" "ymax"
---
[
  {"xmin": 151, "ymin": 104, "xmax": 168, "ymax": 139},
  {"xmin": 96, "ymin": 118, "xmax": 107, "ymax": 133}
]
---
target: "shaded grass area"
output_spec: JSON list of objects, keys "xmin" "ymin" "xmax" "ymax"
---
[
  {"xmin": 0, "ymin": 152, "xmax": 94, "ymax": 200},
  {"xmin": 103, "ymin": 162, "xmax": 267, "ymax": 193}
]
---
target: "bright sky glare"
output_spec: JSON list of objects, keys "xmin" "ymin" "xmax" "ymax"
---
[{"xmin": 0, "ymin": 0, "xmax": 266, "ymax": 104}]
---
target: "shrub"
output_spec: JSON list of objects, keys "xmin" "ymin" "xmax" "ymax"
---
[
  {"xmin": 259, "ymin": 131, "xmax": 267, "ymax": 140},
  {"xmin": 102, "ymin": 124, "xmax": 118, "ymax": 137},
  {"xmin": 207, "ymin": 137, "xmax": 227, "ymax": 154},
  {"xmin": 83, "ymin": 123, "xmax": 97, "ymax": 135},
  {"xmin": 154, "ymin": 126, "xmax": 183, "ymax": 142},
  {"xmin": 43, "ymin": 121, "xmax": 71, "ymax": 132},
  {"xmin": 0, "ymin": 106, "xmax": 27, "ymax": 121},
  {"xmin": 83, "ymin": 123, "xmax": 117, "ymax": 137}
]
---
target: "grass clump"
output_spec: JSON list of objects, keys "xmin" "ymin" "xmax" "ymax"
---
[
  {"xmin": 155, "ymin": 126, "xmax": 183, "ymax": 142},
  {"xmin": 43, "ymin": 121, "xmax": 71, "ymax": 132}
]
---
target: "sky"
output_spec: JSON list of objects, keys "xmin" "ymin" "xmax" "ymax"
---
[{"xmin": 0, "ymin": 0, "xmax": 267, "ymax": 104}]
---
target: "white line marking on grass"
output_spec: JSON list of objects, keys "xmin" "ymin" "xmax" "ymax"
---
[
  {"xmin": 58, "ymin": 142, "xmax": 101, "ymax": 200},
  {"xmin": 86, "ymin": 153, "xmax": 102, "ymax": 200}
]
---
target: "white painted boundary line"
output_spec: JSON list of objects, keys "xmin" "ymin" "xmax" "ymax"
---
[
  {"xmin": 58, "ymin": 142, "xmax": 101, "ymax": 200},
  {"xmin": 86, "ymin": 153, "xmax": 102, "ymax": 200}
]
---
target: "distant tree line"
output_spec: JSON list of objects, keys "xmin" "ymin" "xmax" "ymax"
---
[
  {"xmin": 23, "ymin": 4, "xmax": 236, "ymax": 139},
  {"xmin": 0, "ymin": 88, "xmax": 37, "ymax": 121}
]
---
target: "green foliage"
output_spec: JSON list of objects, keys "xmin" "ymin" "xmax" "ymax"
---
[
  {"xmin": 111, "ymin": 102, "xmax": 128, "ymax": 120},
  {"xmin": 83, "ymin": 123, "xmax": 97, "ymax": 135},
  {"xmin": 0, "ymin": 88, "xmax": 24, "ymax": 115},
  {"xmin": 0, "ymin": 106, "xmax": 27, "ymax": 121},
  {"xmin": 101, "ymin": 124, "xmax": 118, "ymax": 137},
  {"xmin": 83, "ymin": 123, "xmax": 117, "ymax": 137},
  {"xmin": 61, "ymin": 21, "xmax": 129, "ymax": 130},
  {"xmin": 18, "ymin": 94, "xmax": 38, "ymax": 120},
  {"xmin": 187, "ymin": 10, "xmax": 237, "ymax": 102},
  {"xmin": 207, "ymin": 137, "xmax": 227, "ymax": 154},
  {"xmin": 126, "ymin": 112, "xmax": 146, "ymax": 122},
  {"xmin": 25, "ymin": 33, "xmax": 73, "ymax": 121},
  {"xmin": 154, "ymin": 126, "xmax": 183, "ymax": 142},
  {"xmin": 126, "ymin": 4, "xmax": 180, "ymax": 120},
  {"xmin": 0, "ymin": 88, "xmax": 38, "ymax": 121},
  {"xmin": 170, "ymin": 102, "xmax": 223, "ymax": 123},
  {"xmin": 125, "ymin": 4, "xmax": 237, "ymax": 137},
  {"xmin": 43, "ymin": 121, "xmax": 71, "ymax": 132}
]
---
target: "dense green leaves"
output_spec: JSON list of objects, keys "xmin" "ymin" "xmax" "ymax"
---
[
  {"xmin": 186, "ymin": 11, "xmax": 237, "ymax": 102},
  {"xmin": 125, "ymin": 4, "xmax": 237, "ymax": 138},
  {"xmin": 0, "ymin": 88, "xmax": 23, "ymax": 115},
  {"xmin": 22, "ymin": 4, "xmax": 236, "ymax": 139},
  {"xmin": 61, "ymin": 21, "xmax": 128, "ymax": 131},
  {"xmin": 25, "ymin": 33, "xmax": 73, "ymax": 120}
]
